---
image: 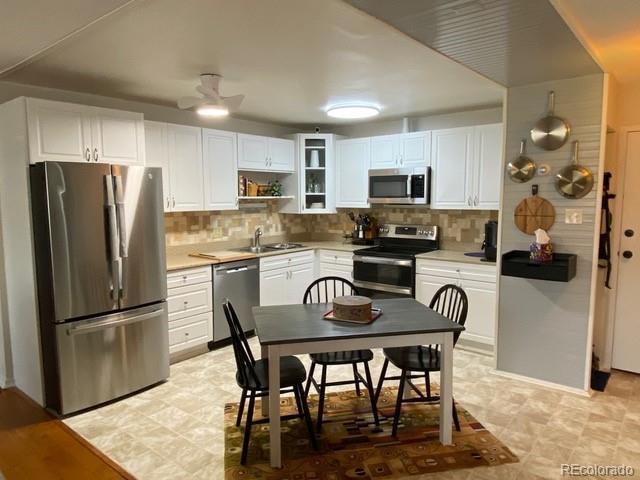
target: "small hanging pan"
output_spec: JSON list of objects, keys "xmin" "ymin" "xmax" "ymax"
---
[
  {"xmin": 507, "ymin": 139, "xmax": 537, "ymax": 183},
  {"xmin": 530, "ymin": 91, "xmax": 571, "ymax": 150},
  {"xmin": 555, "ymin": 141, "xmax": 594, "ymax": 199}
]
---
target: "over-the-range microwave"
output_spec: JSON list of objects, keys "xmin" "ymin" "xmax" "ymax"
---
[{"xmin": 368, "ymin": 167, "xmax": 431, "ymax": 205}]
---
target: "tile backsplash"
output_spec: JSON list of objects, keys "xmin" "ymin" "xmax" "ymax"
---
[{"xmin": 165, "ymin": 203, "xmax": 498, "ymax": 251}]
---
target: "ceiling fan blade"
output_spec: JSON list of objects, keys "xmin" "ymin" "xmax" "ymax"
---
[
  {"xmin": 200, "ymin": 74, "xmax": 221, "ymax": 92},
  {"xmin": 222, "ymin": 94, "xmax": 244, "ymax": 111},
  {"xmin": 196, "ymin": 85, "xmax": 221, "ymax": 101},
  {"xmin": 177, "ymin": 96, "xmax": 206, "ymax": 109}
]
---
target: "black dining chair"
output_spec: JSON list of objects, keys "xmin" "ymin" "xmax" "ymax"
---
[
  {"xmin": 223, "ymin": 299, "xmax": 318, "ymax": 464},
  {"xmin": 302, "ymin": 276, "xmax": 379, "ymax": 430},
  {"xmin": 374, "ymin": 284, "xmax": 468, "ymax": 436}
]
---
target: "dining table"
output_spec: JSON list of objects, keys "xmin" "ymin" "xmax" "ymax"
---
[{"xmin": 252, "ymin": 297, "xmax": 464, "ymax": 468}]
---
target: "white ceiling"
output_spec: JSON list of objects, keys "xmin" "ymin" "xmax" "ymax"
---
[
  {"xmin": 552, "ymin": 0, "xmax": 640, "ymax": 84},
  {"xmin": 1, "ymin": 0, "xmax": 504, "ymax": 125},
  {"xmin": 0, "ymin": 0, "xmax": 133, "ymax": 74}
]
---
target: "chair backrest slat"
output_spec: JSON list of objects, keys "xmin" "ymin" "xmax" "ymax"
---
[
  {"xmin": 303, "ymin": 276, "xmax": 359, "ymax": 304},
  {"xmin": 223, "ymin": 300, "xmax": 260, "ymax": 386},
  {"xmin": 429, "ymin": 284, "xmax": 469, "ymax": 345}
]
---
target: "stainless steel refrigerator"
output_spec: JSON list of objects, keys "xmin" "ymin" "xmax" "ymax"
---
[{"xmin": 30, "ymin": 162, "xmax": 169, "ymax": 415}]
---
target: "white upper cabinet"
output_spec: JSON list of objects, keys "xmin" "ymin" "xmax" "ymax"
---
[
  {"xmin": 202, "ymin": 128, "xmax": 238, "ymax": 211},
  {"xmin": 431, "ymin": 124, "xmax": 502, "ymax": 210},
  {"xmin": 401, "ymin": 131, "xmax": 431, "ymax": 167},
  {"xmin": 370, "ymin": 131, "xmax": 431, "ymax": 169},
  {"xmin": 370, "ymin": 134, "xmax": 400, "ymax": 169},
  {"xmin": 336, "ymin": 137, "xmax": 371, "ymax": 208},
  {"xmin": 431, "ymin": 127, "xmax": 475, "ymax": 209},
  {"xmin": 91, "ymin": 107, "xmax": 145, "ymax": 165},
  {"xmin": 268, "ymin": 137, "xmax": 295, "ymax": 171},
  {"xmin": 144, "ymin": 121, "xmax": 171, "ymax": 211},
  {"xmin": 167, "ymin": 124, "xmax": 204, "ymax": 212},
  {"xmin": 473, "ymin": 123, "xmax": 503, "ymax": 210},
  {"xmin": 26, "ymin": 98, "xmax": 144, "ymax": 165},
  {"xmin": 237, "ymin": 133, "xmax": 294, "ymax": 172}
]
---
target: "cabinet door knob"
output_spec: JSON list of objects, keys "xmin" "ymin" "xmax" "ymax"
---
[
  {"xmin": 93, "ymin": 148, "xmax": 99, "ymax": 162},
  {"xmin": 624, "ymin": 229, "xmax": 635, "ymax": 238},
  {"xmin": 85, "ymin": 147, "xmax": 91, "ymax": 162},
  {"xmin": 623, "ymin": 250, "xmax": 633, "ymax": 259},
  {"xmin": 172, "ymin": 197, "xmax": 176, "ymax": 208}
]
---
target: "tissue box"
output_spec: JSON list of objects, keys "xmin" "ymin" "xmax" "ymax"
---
[{"xmin": 530, "ymin": 242, "xmax": 553, "ymax": 264}]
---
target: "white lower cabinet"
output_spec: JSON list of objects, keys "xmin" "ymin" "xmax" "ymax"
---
[
  {"xmin": 166, "ymin": 266, "xmax": 213, "ymax": 354},
  {"xmin": 259, "ymin": 251, "xmax": 315, "ymax": 306},
  {"xmin": 415, "ymin": 259, "xmax": 496, "ymax": 350},
  {"xmin": 317, "ymin": 249, "xmax": 353, "ymax": 282}
]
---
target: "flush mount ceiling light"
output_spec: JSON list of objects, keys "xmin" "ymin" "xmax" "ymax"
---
[
  {"xmin": 326, "ymin": 105, "xmax": 380, "ymax": 119},
  {"xmin": 196, "ymin": 104, "xmax": 229, "ymax": 117}
]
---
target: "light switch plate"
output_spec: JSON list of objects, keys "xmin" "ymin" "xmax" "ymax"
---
[{"xmin": 565, "ymin": 209, "xmax": 583, "ymax": 224}]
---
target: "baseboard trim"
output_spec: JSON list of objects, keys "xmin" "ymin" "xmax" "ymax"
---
[{"xmin": 491, "ymin": 368, "xmax": 591, "ymax": 397}]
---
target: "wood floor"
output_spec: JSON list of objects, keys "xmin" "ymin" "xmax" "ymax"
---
[{"xmin": 0, "ymin": 388, "xmax": 134, "ymax": 480}]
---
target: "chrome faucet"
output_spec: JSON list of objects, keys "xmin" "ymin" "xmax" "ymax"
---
[{"xmin": 253, "ymin": 227, "xmax": 263, "ymax": 248}]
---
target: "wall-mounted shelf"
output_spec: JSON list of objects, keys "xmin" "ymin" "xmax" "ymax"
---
[
  {"xmin": 238, "ymin": 195, "xmax": 294, "ymax": 200},
  {"xmin": 501, "ymin": 250, "xmax": 577, "ymax": 282}
]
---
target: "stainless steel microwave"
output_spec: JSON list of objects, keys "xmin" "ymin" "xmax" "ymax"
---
[{"xmin": 368, "ymin": 167, "xmax": 431, "ymax": 205}]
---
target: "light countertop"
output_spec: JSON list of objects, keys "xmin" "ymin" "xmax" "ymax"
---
[
  {"xmin": 166, "ymin": 241, "xmax": 365, "ymax": 271},
  {"xmin": 415, "ymin": 249, "xmax": 496, "ymax": 266}
]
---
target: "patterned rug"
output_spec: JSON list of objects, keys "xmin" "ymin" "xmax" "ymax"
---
[{"xmin": 224, "ymin": 385, "xmax": 518, "ymax": 479}]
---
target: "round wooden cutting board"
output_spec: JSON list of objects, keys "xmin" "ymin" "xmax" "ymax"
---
[{"xmin": 514, "ymin": 195, "xmax": 555, "ymax": 234}]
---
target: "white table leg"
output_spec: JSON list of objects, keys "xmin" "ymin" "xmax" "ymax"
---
[
  {"xmin": 268, "ymin": 345, "xmax": 282, "ymax": 468},
  {"xmin": 261, "ymin": 345, "xmax": 269, "ymax": 417},
  {"xmin": 439, "ymin": 332, "xmax": 453, "ymax": 445}
]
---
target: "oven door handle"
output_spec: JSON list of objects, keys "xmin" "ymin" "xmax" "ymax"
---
[
  {"xmin": 353, "ymin": 280, "xmax": 413, "ymax": 296},
  {"xmin": 353, "ymin": 255, "xmax": 413, "ymax": 267}
]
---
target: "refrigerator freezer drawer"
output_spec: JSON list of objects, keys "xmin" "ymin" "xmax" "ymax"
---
[{"xmin": 54, "ymin": 303, "xmax": 169, "ymax": 414}]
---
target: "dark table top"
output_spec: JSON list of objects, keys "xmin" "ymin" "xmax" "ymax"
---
[{"xmin": 252, "ymin": 298, "xmax": 464, "ymax": 346}]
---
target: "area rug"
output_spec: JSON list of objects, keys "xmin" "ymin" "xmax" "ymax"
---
[{"xmin": 224, "ymin": 386, "xmax": 518, "ymax": 479}]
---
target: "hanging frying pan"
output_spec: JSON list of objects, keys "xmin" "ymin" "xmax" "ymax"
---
[
  {"xmin": 555, "ymin": 141, "xmax": 594, "ymax": 199},
  {"xmin": 507, "ymin": 139, "xmax": 537, "ymax": 183},
  {"xmin": 530, "ymin": 91, "xmax": 571, "ymax": 150}
]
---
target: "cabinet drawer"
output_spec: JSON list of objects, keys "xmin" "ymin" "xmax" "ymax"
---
[
  {"xmin": 260, "ymin": 250, "xmax": 314, "ymax": 272},
  {"xmin": 318, "ymin": 249, "xmax": 353, "ymax": 266},
  {"xmin": 167, "ymin": 282, "xmax": 212, "ymax": 322},
  {"xmin": 167, "ymin": 266, "xmax": 212, "ymax": 289},
  {"xmin": 416, "ymin": 259, "xmax": 496, "ymax": 283},
  {"xmin": 169, "ymin": 312, "xmax": 212, "ymax": 353}
]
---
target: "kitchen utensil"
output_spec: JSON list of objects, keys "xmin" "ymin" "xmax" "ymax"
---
[
  {"xmin": 555, "ymin": 141, "xmax": 594, "ymax": 199},
  {"xmin": 530, "ymin": 91, "xmax": 571, "ymax": 150},
  {"xmin": 507, "ymin": 139, "xmax": 537, "ymax": 183},
  {"xmin": 514, "ymin": 185, "xmax": 555, "ymax": 234},
  {"xmin": 347, "ymin": 211, "xmax": 356, "ymax": 223},
  {"xmin": 191, "ymin": 251, "xmax": 256, "ymax": 262}
]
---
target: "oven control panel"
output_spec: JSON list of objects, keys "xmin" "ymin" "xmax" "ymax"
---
[{"xmin": 378, "ymin": 224, "xmax": 438, "ymax": 240}]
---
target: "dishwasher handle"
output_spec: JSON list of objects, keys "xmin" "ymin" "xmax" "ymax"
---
[{"xmin": 215, "ymin": 263, "xmax": 258, "ymax": 274}]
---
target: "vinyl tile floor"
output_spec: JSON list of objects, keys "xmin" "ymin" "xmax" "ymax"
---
[{"xmin": 64, "ymin": 339, "xmax": 640, "ymax": 479}]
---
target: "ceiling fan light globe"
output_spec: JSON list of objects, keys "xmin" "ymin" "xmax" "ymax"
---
[{"xmin": 196, "ymin": 104, "xmax": 229, "ymax": 117}]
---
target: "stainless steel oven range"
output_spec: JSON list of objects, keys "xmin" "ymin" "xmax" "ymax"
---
[{"xmin": 353, "ymin": 224, "xmax": 439, "ymax": 299}]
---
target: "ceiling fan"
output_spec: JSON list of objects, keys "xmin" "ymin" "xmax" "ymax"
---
[{"xmin": 177, "ymin": 74, "xmax": 244, "ymax": 117}]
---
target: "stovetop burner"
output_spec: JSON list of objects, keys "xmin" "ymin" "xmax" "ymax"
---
[
  {"xmin": 354, "ymin": 244, "xmax": 437, "ymax": 259},
  {"xmin": 353, "ymin": 223, "xmax": 439, "ymax": 259}
]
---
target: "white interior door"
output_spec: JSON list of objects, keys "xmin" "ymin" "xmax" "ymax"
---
[
  {"xmin": 370, "ymin": 134, "xmax": 399, "ymax": 168},
  {"xmin": 167, "ymin": 124, "xmax": 204, "ymax": 212},
  {"xmin": 431, "ymin": 127, "xmax": 474, "ymax": 209},
  {"xmin": 26, "ymin": 98, "xmax": 92, "ymax": 163},
  {"xmin": 613, "ymin": 130, "xmax": 640, "ymax": 373},
  {"xmin": 268, "ymin": 138, "xmax": 295, "ymax": 172},
  {"xmin": 91, "ymin": 107, "xmax": 145, "ymax": 165},
  {"xmin": 336, "ymin": 138, "xmax": 370, "ymax": 208},
  {"xmin": 473, "ymin": 123, "xmax": 503, "ymax": 210},
  {"xmin": 144, "ymin": 121, "xmax": 171, "ymax": 211},
  {"xmin": 202, "ymin": 129, "xmax": 238, "ymax": 210}
]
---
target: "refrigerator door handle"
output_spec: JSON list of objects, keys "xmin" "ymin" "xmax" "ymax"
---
[
  {"xmin": 105, "ymin": 175, "xmax": 121, "ymax": 300},
  {"xmin": 66, "ymin": 308, "xmax": 165, "ymax": 336},
  {"xmin": 114, "ymin": 175, "xmax": 129, "ymax": 300}
]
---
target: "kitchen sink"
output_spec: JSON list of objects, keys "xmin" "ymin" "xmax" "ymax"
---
[
  {"xmin": 233, "ymin": 246, "xmax": 270, "ymax": 253},
  {"xmin": 233, "ymin": 243, "xmax": 306, "ymax": 254}
]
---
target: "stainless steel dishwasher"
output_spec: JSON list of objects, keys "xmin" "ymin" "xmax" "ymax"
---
[{"xmin": 212, "ymin": 258, "xmax": 260, "ymax": 342}]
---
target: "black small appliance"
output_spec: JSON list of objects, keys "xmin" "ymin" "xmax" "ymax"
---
[{"xmin": 483, "ymin": 220, "xmax": 498, "ymax": 262}]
